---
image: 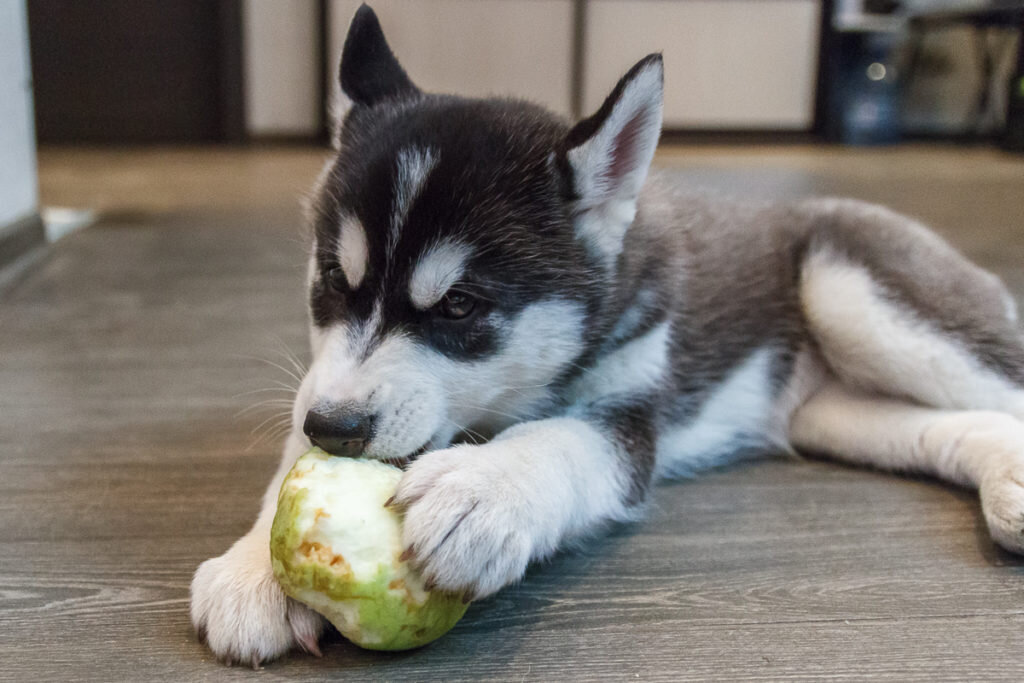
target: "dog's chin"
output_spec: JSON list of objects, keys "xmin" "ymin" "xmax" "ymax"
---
[
  {"xmin": 370, "ymin": 424, "xmax": 476, "ymax": 470},
  {"xmin": 376, "ymin": 426, "xmax": 489, "ymax": 469},
  {"xmin": 379, "ymin": 441, "xmax": 431, "ymax": 470}
]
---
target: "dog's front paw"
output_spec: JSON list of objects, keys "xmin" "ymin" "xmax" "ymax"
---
[
  {"xmin": 393, "ymin": 446, "xmax": 534, "ymax": 601},
  {"xmin": 190, "ymin": 537, "xmax": 324, "ymax": 667},
  {"xmin": 980, "ymin": 459, "xmax": 1024, "ymax": 554}
]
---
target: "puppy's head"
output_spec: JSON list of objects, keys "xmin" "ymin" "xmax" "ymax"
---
[{"xmin": 295, "ymin": 5, "xmax": 665, "ymax": 462}]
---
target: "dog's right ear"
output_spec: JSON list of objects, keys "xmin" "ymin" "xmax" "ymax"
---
[{"xmin": 339, "ymin": 4, "xmax": 420, "ymax": 106}]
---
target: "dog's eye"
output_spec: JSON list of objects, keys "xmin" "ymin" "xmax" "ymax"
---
[
  {"xmin": 437, "ymin": 291, "xmax": 477, "ymax": 320},
  {"xmin": 326, "ymin": 267, "xmax": 347, "ymax": 292}
]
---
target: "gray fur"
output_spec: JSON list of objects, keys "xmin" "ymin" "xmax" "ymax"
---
[{"xmin": 599, "ymin": 170, "xmax": 1024, "ymax": 485}]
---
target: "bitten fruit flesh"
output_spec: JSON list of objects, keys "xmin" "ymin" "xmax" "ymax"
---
[{"xmin": 270, "ymin": 449, "xmax": 468, "ymax": 650}]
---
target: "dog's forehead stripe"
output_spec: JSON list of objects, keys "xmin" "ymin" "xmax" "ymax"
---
[
  {"xmin": 348, "ymin": 298, "xmax": 384, "ymax": 359},
  {"xmin": 390, "ymin": 147, "xmax": 438, "ymax": 258},
  {"xmin": 338, "ymin": 217, "xmax": 369, "ymax": 289},
  {"xmin": 410, "ymin": 240, "xmax": 472, "ymax": 309}
]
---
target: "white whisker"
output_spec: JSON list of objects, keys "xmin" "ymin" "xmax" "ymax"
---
[
  {"xmin": 234, "ymin": 398, "xmax": 296, "ymax": 419},
  {"xmin": 233, "ymin": 355, "xmax": 305, "ymax": 386},
  {"xmin": 232, "ymin": 385, "xmax": 297, "ymax": 400}
]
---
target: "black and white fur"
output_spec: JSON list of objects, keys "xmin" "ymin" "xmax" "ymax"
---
[{"xmin": 191, "ymin": 5, "xmax": 1024, "ymax": 665}]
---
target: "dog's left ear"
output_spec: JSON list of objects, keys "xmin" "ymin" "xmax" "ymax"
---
[
  {"xmin": 560, "ymin": 54, "xmax": 663, "ymax": 262},
  {"xmin": 339, "ymin": 4, "xmax": 420, "ymax": 107}
]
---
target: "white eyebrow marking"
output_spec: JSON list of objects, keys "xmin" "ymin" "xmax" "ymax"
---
[
  {"xmin": 409, "ymin": 239, "xmax": 472, "ymax": 309},
  {"xmin": 389, "ymin": 147, "xmax": 438, "ymax": 259},
  {"xmin": 337, "ymin": 217, "xmax": 369, "ymax": 289}
]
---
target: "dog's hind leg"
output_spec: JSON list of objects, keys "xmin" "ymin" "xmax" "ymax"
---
[
  {"xmin": 798, "ymin": 199, "xmax": 1024, "ymax": 416},
  {"xmin": 790, "ymin": 201, "xmax": 1024, "ymax": 552},
  {"xmin": 791, "ymin": 382, "xmax": 1024, "ymax": 552}
]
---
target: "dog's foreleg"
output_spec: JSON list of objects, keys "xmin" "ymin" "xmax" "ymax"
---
[
  {"xmin": 189, "ymin": 430, "xmax": 325, "ymax": 666},
  {"xmin": 791, "ymin": 381, "xmax": 1024, "ymax": 553},
  {"xmin": 392, "ymin": 407, "xmax": 655, "ymax": 600}
]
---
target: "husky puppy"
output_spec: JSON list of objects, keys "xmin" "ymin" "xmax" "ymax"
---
[{"xmin": 191, "ymin": 4, "xmax": 1024, "ymax": 665}]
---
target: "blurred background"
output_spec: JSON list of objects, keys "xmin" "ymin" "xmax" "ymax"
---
[
  {"xmin": 2, "ymin": 0, "xmax": 1023, "ymax": 255},
  {"xmin": 10, "ymin": 0, "xmax": 1024, "ymax": 144},
  {"xmin": 1, "ymin": 0, "xmax": 1023, "ymax": 269}
]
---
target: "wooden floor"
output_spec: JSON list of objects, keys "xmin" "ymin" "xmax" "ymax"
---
[{"xmin": 2, "ymin": 144, "xmax": 1024, "ymax": 681}]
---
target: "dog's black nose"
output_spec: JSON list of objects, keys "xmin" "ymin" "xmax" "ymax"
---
[{"xmin": 303, "ymin": 408, "xmax": 373, "ymax": 458}]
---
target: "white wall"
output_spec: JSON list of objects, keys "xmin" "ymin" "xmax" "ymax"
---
[
  {"xmin": 0, "ymin": 0, "xmax": 39, "ymax": 226},
  {"xmin": 327, "ymin": 0, "xmax": 575, "ymax": 118},
  {"xmin": 584, "ymin": 0, "xmax": 820, "ymax": 129},
  {"xmin": 243, "ymin": 0, "xmax": 321, "ymax": 137}
]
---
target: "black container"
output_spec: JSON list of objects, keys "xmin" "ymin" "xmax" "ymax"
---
[
  {"xmin": 824, "ymin": 31, "xmax": 902, "ymax": 145},
  {"xmin": 1000, "ymin": 37, "xmax": 1024, "ymax": 152}
]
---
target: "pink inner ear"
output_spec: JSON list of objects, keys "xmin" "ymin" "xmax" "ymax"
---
[{"xmin": 600, "ymin": 110, "xmax": 649, "ymax": 188}]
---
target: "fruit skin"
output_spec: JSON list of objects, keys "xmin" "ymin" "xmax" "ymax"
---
[{"xmin": 270, "ymin": 449, "xmax": 468, "ymax": 651}]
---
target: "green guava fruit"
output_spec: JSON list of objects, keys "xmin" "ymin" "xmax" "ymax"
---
[{"xmin": 270, "ymin": 448, "xmax": 468, "ymax": 651}]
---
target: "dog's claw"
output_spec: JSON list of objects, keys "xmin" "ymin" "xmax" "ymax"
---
[
  {"xmin": 399, "ymin": 546, "xmax": 415, "ymax": 562},
  {"xmin": 196, "ymin": 624, "xmax": 207, "ymax": 645},
  {"xmin": 295, "ymin": 630, "xmax": 323, "ymax": 658},
  {"xmin": 251, "ymin": 655, "xmax": 262, "ymax": 670},
  {"xmin": 461, "ymin": 590, "xmax": 474, "ymax": 604},
  {"xmin": 383, "ymin": 495, "xmax": 395, "ymax": 508},
  {"xmin": 424, "ymin": 577, "xmax": 437, "ymax": 592}
]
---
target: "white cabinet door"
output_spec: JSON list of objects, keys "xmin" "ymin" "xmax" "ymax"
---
[
  {"xmin": 583, "ymin": 0, "xmax": 821, "ymax": 129},
  {"xmin": 243, "ymin": 0, "xmax": 321, "ymax": 136},
  {"xmin": 328, "ymin": 0, "xmax": 575, "ymax": 117}
]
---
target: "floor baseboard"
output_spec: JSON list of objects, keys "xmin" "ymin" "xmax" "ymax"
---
[{"xmin": 0, "ymin": 212, "xmax": 47, "ymax": 292}]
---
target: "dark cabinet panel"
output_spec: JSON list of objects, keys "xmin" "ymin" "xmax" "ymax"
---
[{"xmin": 28, "ymin": 0, "xmax": 243, "ymax": 143}]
